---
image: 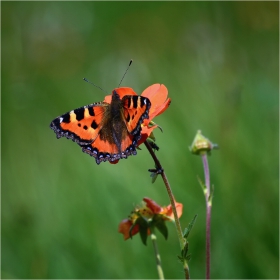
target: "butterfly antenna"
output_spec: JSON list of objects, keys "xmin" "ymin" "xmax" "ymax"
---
[
  {"xmin": 83, "ymin": 78, "xmax": 108, "ymax": 94},
  {"xmin": 118, "ymin": 59, "xmax": 133, "ymax": 87}
]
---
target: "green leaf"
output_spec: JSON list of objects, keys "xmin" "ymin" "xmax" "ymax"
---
[
  {"xmin": 139, "ymin": 223, "xmax": 149, "ymax": 245},
  {"xmin": 181, "ymin": 241, "xmax": 189, "ymax": 258},
  {"xmin": 129, "ymin": 216, "xmax": 149, "ymax": 245},
  {"xmin": 135, "ymin": 217, "xmax": 149, "ymax": 246},
  {"xmin": 148, "ymin": 166, "xmax": 160, "ymax": 183},
  {"xmin": 154, "ymin": 219, "xmax": 168, "ymax": 240},
  {"xmin": 150, "ymin": 172, "xmax": 158, "ymax": 183},
  {"xmin": 208, "ymin": 184, "xmax": 215, "ymax": 204},
  {"xmin": 183, "ymin": 214, "xmax": 198, "ymax": 239},
  {"xmin": 177, "ymin": 255, "xmax": 184, "ymax": 262},
  {"xmin": 179, "ymin": 216, "xmax": 197, "ymax": 264},
  {"xmin": 197, "ymin": 175, "xmax": 207, "ymax": 194}
]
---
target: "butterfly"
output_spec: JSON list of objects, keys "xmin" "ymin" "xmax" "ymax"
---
[{"xmin": 50, "ymin": 87, "xmax": 151, "ymax": 164}]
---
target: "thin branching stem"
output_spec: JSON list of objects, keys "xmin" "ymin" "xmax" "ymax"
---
[
  {"xmin": 144, "ymin": 141, "xmax": 185, "ymax": 250},
  {"xmin": 150, "ymin": 228, "xmax": 165, "ymax": 280},
  {"xmin": 201, "ymin": 153, "xmax": 211, "ymax": 279},
  {"xmin": 183, "ymin": 259, "xmax": 190, "ymax": 279},
  {"xmin": 145, "ymin": 140, "xmax": 191, "ymax": 279}
]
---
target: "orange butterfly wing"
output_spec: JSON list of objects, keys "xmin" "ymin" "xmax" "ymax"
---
[
  {"xmin": 121, "ymin": 94, "xmax": 150, "ymax": 134},
  {"xmin": 50, "ymin": 88, "xmax": 151, "ymax": 164},
  {"xmin": 81, "ymin": 131, "xmax": 137, "ymax": 164},
  {"xmin": 50, "ymin": 103, "xmax": 108, "ymax": 145},
  {"xmin": 80, "ymin": 89, "xmax": 151, "ymax": 164}
]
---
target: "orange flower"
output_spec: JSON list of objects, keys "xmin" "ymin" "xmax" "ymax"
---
[
  {"xmin": 141, "ymin": 84, "xmax": 171, "ymax": 125},
  {"xmin": 118, "ymin": 197, "xmax": 183, "ymax": 242},
  {"xmin": 104, "ymin": 84, "xmax": 170, "ymax": 123},
  {"xmin": 143, "ymin": 197, "xmax": 183, "ymax": 221},
  {"xmin": 138, "ymin": 84, "xmax": 171, "ymax": 146}
]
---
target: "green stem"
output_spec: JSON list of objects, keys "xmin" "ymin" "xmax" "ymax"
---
[
  {"xmin": 150, "ymin": 227, "xmax": 165, "ymax": 280},
  {"xmin": 144, "ymin": 141, "xmax": 185, "ymax": 250},
  {"xmin": 201, "ymin": 153, "xmax": 211, "ymax": 279},
  {"xmin": 183, "ymin": 258, "xmax": 190, "ymax": 279},
  {"xmin": 161, "ymin": 171, "xmax": 185, "ymax": 249}
]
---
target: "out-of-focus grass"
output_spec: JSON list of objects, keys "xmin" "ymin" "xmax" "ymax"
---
[{"xmin": 2, "ymin": 1, "xmax": 279, "ymax": 279}]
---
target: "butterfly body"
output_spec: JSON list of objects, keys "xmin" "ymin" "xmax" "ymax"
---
[{"xmin": 50, "ymin": 88, "xmax": 151, "ymax": 164}]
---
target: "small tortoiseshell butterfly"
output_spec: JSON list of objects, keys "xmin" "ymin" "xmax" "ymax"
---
[{"xmin": 50, "ymin": 87, "xmax": 151, "ymax": 164}]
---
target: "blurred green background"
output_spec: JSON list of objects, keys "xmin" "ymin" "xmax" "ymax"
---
[{"xmin": 2, "ymin": 1, "xmax": 279, "ymax": 279}]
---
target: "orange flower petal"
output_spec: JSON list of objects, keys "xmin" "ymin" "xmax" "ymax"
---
[
  {"xmin": 104, "ymin": 94, "xmax": 111, "ymax": 103},
  {"xmin": 141, "ymin": 84, "xmax": 170, "ymax": 122},
  {"xmin": 143, "ymin": 197, "xmax": 163, "ymax": 214},
  {"xmin": 104, "ymin": 87, "xmax": 138, "ymax": 103},
  {"xmin": 115, "ymin": 87, "xmax": 138, "ymax": 99},
  {"xmin": 164, "ymin": 202, "xmax": 183, "ymax": 220},
  {"xmin": 118, "ymin": 219, "xmax": 139, "ymax": 240},
  {"xmin": 141, "ymin": 84, "xmax": 168, "ymax": 106},
  {"xmin": 148, "ymin": 98, "xmax": 171, "ymax": 121}
]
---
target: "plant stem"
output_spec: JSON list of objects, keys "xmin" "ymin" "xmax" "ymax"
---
[
  {"xmin": 201, "ymin": 153, "xmax": 211, "ymax": 279},
  {"xmin": 144, "ymin": 141, "xmax": 185, "ymax": 250},
  {"xmin": 145, "ymin": 140, "xmax": 192, "ymax": 279},
  {"xmin": 183, "ymin": 258, "xmax": 190, "ymax": 279},
  {"xmin": 150, "ymin": 228, "xmax": 165, "ymax": 280},
  {"xmin": 144, "ymin": 141, "xmax": 190, "ymax": 279}
]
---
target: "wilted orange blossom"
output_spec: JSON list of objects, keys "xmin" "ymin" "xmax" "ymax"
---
[{"xmin": 119, "ymin": 197, "xmax": 183, "ymax": 240}]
